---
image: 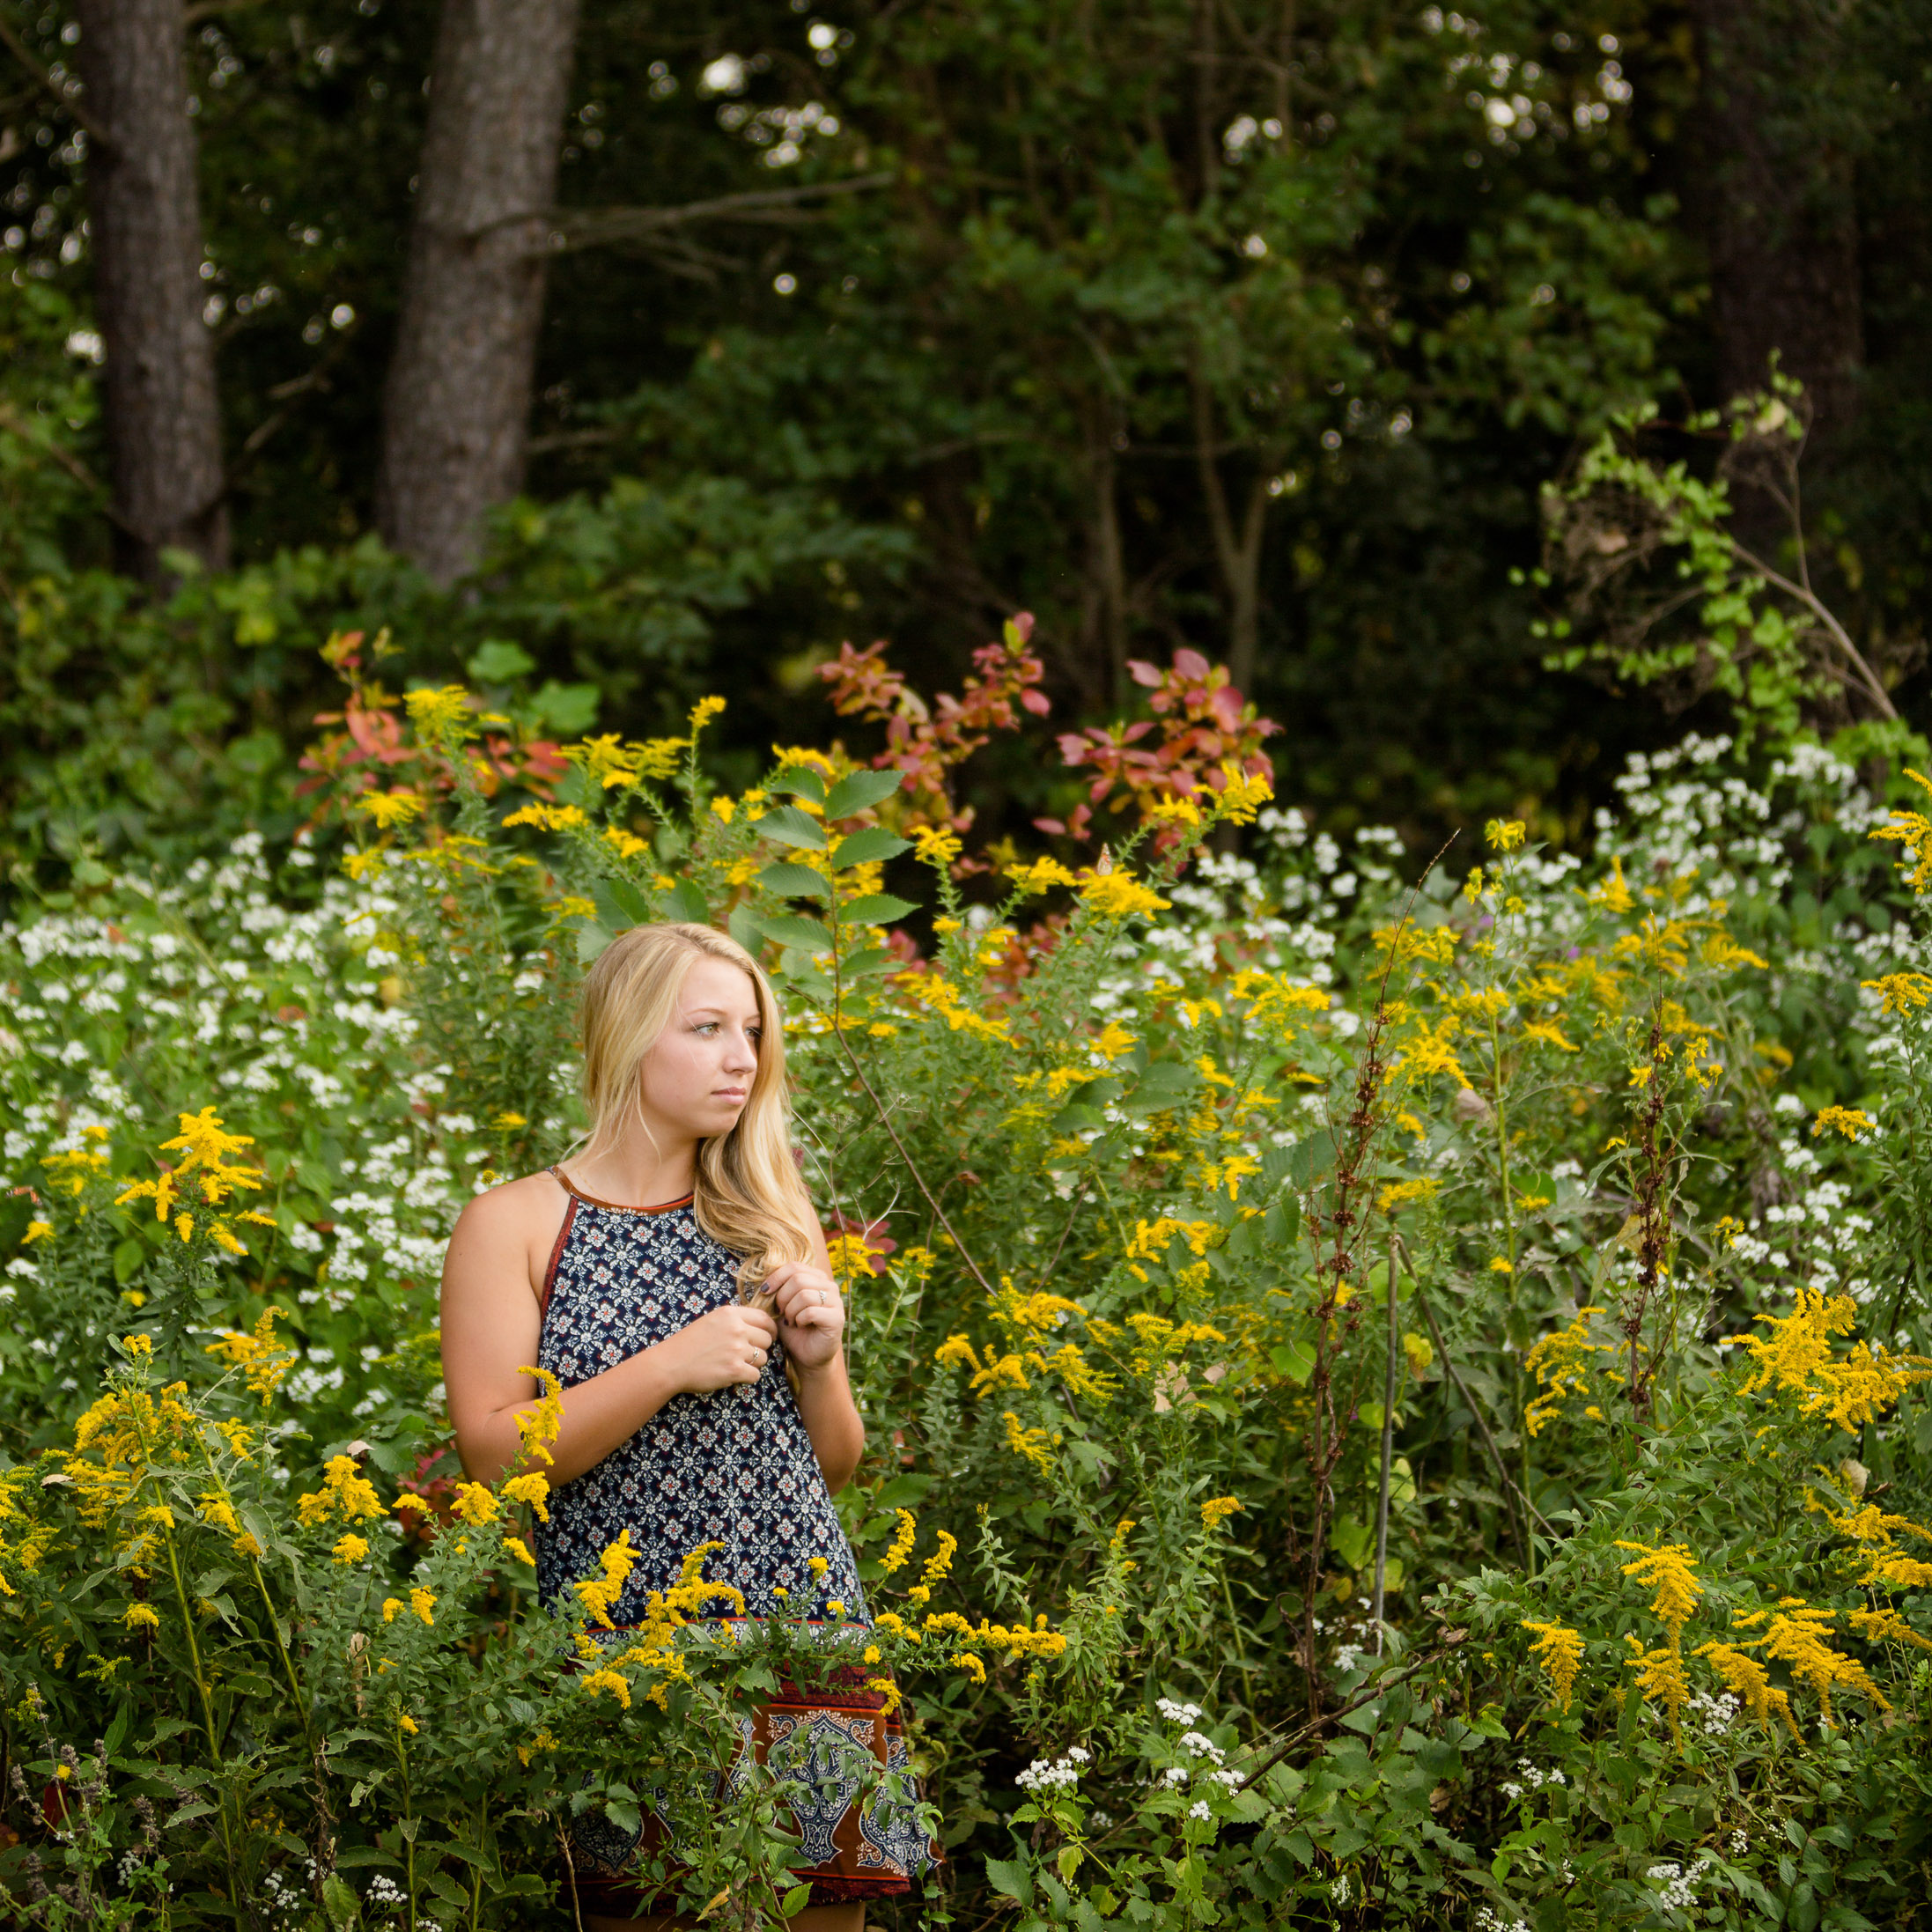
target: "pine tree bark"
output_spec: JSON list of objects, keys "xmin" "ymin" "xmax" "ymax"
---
[
  {"xmin": 377, "ymin": 0, "xmax": 581, "ymax": 585},
  {"xmin": 74, "ymin": 0, "xmax": 228, "ymax": 581},
  {"xmin": 1690, "ymin": 0, "xmax": 1863, "ymax": 446}
]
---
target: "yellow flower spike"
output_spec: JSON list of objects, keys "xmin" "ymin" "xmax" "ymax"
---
[
  {"xmin": 409, "ymin": 1587, "xmax": 437, "ymax": 1626},
  {"xmin": 122, "ymin": 1604, "xmax": 161, "ymax": 1632},
  {"xmin": 398, "ymin": 1713, "xmax": 420, "ymax": 1736},
  {"xmin": 295, "ymin": 1453, "xmax": 383, "ymax": 1527},
  {"xmin": 502, "ymin": 1472, "xmax": 551, "ymax": 1522},
  {"xmin": 381, "ymin": 1598, "xmax": 403, "ymax": 1624},
  {"xmin": 355, "ymin": 790, "xmax": 428, "ymax": 829},
  {"xmin": 331, "ymin": 1533, "xmax": 369, "ymax": 1566},
  {"xmin": 828, "ymin": 1598, "xmax": 846, "ymax": 1617},
  {"xmin": 863, "ymin": 1644, "xmax": 881, "ymax": 1664},
  {"xmin": 175, "ymin": 1212, "xmax": 195, "ymax": 1243},
  {"xmin": 1485, "ymin": 817, "xmax": 1527, "ymax": 852},
  {"xmin": 451, "ymin": 1481, "xmax": 499, "ymax": 1527},
  {"xmin": 878, "ymin": 1509, "xmax": 918, "ymax": 1575},
  {"xmin": 23, "ymin": 1219, "xmax": 52, "ymax": 1243},
  {"xmin": 1521, "ymin": 1619, "xmax": 1584, "ymax": 1711},
  {"xmin": 502, "ymin": 804, "xmax": 587, "ymax": 832},
  {"xmin": 1861, "ymin": 972, "xmax": 1932, "ymax": 1016},
  {"xmin": 1614, "ymin": 1540, "xmax": 1703, "ymax": 1648},
  {"xmin": 1811, "ymin": 1106, "xmax": 1876, "ymax": 1141},
  {"xmin": 951, "ymin": 1650, "xmax": 987, "ymax": 1684},
  {"xmin": 1076, "ymin": 869, "xmax": 1171, "ymax": 921},
  {"xmin": 502, "ymin": 1535, "xmax": 536, "ymax": 1567},
  {"xmin": 808, "ymin": 1556, "xmax": 830, "ymax": 1579},
  {"xmin": 1200, "ymin": 1495, "xmax": 1243, "ymax": 1532},
  {"xmin": 514, "ymin": 1365, "xmax": 564, "ymax": 1466}
]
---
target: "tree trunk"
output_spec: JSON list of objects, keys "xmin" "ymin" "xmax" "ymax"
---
[
  {"xmin": 1190, "ymin": 372, "xmax": 1266, "ymax": 694},
  {"xmin": 1690, "ymin": 0, "xmax": 1863, "ymax": 446},
  {"xmin": 377, "ymin": 0, "xmax": 582, "ymax": 585},
  {"xmin": 74, "ymin": 0, "xmax": 227, "ymax": 582}
]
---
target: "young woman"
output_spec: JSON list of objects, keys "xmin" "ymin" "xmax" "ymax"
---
[{"xmin": 440, "ymin": 923, "xmax": 936, "ymax": 1932}]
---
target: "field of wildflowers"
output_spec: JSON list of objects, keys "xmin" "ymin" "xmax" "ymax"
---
[{"xmin": 2, "ymin": 622, "xmax": 1930, "ymax": 1929}]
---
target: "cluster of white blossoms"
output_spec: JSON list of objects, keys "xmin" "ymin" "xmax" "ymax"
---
[
  {"xmin": 1646, "ymin": 1856, "xmax": 1714, "ymax": 1913},
  {"xmin": 1015, "ymin": 1744, "xmax": 1090, "ymax": 1794},
  {"xmin": 1499, "ymin": 1757, "xmax": 1568, "ymax": 1802}
]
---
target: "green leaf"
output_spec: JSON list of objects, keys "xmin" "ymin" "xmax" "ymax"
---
[
  {"xmin": 823, "ymin": 769, "xmax": 905, "ymax": 819},
  {"xmin": 753, "ymin": 914, "xmax": 833, "ymax": 954},
  {"xmin": 661, "ymin": 878, "xmax": 710, "ymax": 925},
  {"xmin": 1263, "ymin": 1190, "xmax": 1301, "ymax": 1250},
  {"xmin": 761, "ymin": 861, "xmax": 832, "ymax": 903},
  {"xmin": 830, "ymin": 826, "xmax": 911, "ymax": 869},
  {"xmin": 771, "ymin": 765, "xmax": 827, "ymax": 805},
  {"xmin": 1269, "ymin": 1339, "xmax": 1316, "ymax": 1385},
  {"xmin": 575, "ymin": 920, "xmax": 615, "ymax": 963},
  {"xmin": 594, "ymin": 877, "xmax": 653, "ymax": 930},
  {"xmin": 0, "ymin": 1194, "xmax": 32, "ymax": 1248},
  {"xmin": 837, "ymin": 892, "xmax": 918, "ymax": 926},
  {"xmin": 466, "ymin": 638, "xmax": 536, "ymax": 682},
  {"xmin": 984, "ymin": 1856, "xmax": 1036, "ymax": 1906},
  {"xmin": 1117, "ymin": 1060, "xmax": 1198, "ymax": 1117},
  {"xmin": 113, "ymin": 1238, "xmax": 146, "ymax": 1284},
  {"xmin": 1330, "ymin": 1515, "xmax": 1373, "ymax": 1572},
  {"xmin": 781, "ymin": 1884, "xmax": 813, "ymax": 1919},
  {"xmin": 756, "ymin": 804, "xmax": 830, "ymax": 852}
]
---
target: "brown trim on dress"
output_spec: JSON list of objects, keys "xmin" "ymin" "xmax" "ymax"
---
[
  {"xmin": 547, "ymin": 1163, "xmax": 694, "ymax": 1215},
  {"xmin": 537, "ymin": 1195, "xmax": 578, "ymax": 1323}
]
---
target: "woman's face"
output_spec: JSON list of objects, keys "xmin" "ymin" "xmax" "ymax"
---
[{"xmin": 636, "ymin": 955, "xmax": 764, "ymax": 1141}]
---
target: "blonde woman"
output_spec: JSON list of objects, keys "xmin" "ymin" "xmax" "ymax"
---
[{"xmin": 441, "ymin": 923, "xmax": 936, "ymax": 1931}]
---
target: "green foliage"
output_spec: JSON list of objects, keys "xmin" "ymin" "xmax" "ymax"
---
[{"xmin": 4, "ymin": 647, "xmax": 1931, "ymax": 1925}]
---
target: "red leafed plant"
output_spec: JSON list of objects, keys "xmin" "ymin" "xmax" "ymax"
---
[{"xmin": 1041, "ymin": 648, "xmax": 1279, "ymax": 844}]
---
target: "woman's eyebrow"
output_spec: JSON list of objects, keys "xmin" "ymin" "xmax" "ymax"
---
[{"xmin": 681, "ymin": 1003, "xmax": 759, "ymax": 1021}]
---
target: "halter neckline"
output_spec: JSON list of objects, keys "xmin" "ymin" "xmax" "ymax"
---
[{"xmin": 549, "ymin": 1165, "xmax": 694, "ymax": 1214}]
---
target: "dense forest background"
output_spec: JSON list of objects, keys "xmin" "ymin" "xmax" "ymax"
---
[{"xmin": 4, "ymin": 0, "xmax": 1932, "ymax": 881}]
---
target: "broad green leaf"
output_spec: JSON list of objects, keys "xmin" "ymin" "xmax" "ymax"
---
[
  {"xmin": 761, "ymin": 861, "xmax": 831, "ymax": 903},
  {"xmin": 1117, "ymin": 1060, "xmax": 1198, "ymax": 1117},
  {"xmin": 754, "ymin": 913, "xmax": 833, "ymax": 953},
  {"xmin": 781, "ymin": 1884, "xmax": 813, "ymax": 1920},
  {"xmin": 113, "ymin": 1237, "xmax": 146, "ymax": 1283},
  {"xmin": 984, "ymin": 1856, "xmax": 1036, "ymax": 1906},
  {"xmin": 836, "ymin": 892, "xmax": 918, "ymax": 925},
  {"xmin": 822, "ymin": 768, "xmax": 904, "ymax": 819},
  {"xmin": 771, "ymin": 765, "xmax": 827, "ymax": 805},
  {"xmin": 661, "ymin": 879, "xmax": 710, "ymax": 925},
  {"xmin": 830, "ymin": 826, "xmax": 911, "ymax": 869},
  {"xmin": 756, "ymin": 804, "xmax": 830, "ymax": 852},
  {"xmin": 574, "ymin": 920, "xmax": 615, "ymax": 962},
  {"xmin": 594, "ymin": 877, "xmax": 653, "ymax": 930}
]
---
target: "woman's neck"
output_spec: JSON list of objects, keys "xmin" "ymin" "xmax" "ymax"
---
[{"xmin": 564, "ymin": 1125, "xmax": 698, "ymax": 1207}]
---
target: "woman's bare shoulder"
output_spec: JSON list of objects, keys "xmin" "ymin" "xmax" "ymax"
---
[{"xmin": 448, "ymin": 1168, "xmax": 570, "ymax": 1247}]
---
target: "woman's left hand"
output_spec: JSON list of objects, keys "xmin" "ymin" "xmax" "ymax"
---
[{"xmin": 765, "ymin": 1261, "xmax": 846, "ymax": 1374}]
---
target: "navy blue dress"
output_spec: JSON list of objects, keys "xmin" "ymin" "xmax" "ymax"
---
[
  {"xmin": 531, "ymin": 1167, "xmax": 937, "ymax": 1911},
  {"xmin": 534, "ymin": 1171, "xmax": 868, "ymax": 1625}
]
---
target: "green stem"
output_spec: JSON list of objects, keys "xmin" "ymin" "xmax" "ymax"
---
[{"xmin": 159, "ymin": 1526, "xmax": 242, "ymax": 1892}]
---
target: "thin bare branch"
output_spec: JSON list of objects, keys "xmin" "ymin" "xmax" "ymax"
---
[{"xmin": 0, "ymin": 16, "xmax": 110, "ymax": 147}]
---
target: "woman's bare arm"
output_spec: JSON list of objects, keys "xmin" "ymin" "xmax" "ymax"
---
[
  {"xmin": 767, "ymin": 1226, "xmax": 866, "ymax": 1492},
  {"xmin": 439, "ymin": 1179, "xmax": 777, "ymax": 1488}
]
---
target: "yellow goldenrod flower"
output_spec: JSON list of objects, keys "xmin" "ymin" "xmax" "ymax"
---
[
  {"xmin": 503, "ymin": 1472, "xmax": 551, "ymax": 1522},
  {"xmin": 1078, "ymin": 869, "xmax": 1171, "ymax": 921},
  {"xmin": 1521, "ymin": 1618, "xmax": 1584, "ymax": 1710},
  {"xmin": 1811, "ymin": 1106, "xmax": 1876, "ymax": 1141},
  {"xmin": 580, "ymin": 1667, "xmax": 632, "ymax": 1709},
  {"xmin": 451, "ymin": 1481, "xmax": 499, "ymax": 1527},
  {"xmin": 879, "ymin": 1508, "xmax": 918, "ymax": 1574},
  {"xmin": 332, "ymin": 1534, "xmax": 369, "ymax": 1566},
  {"xmin": 1615, "ymin": 1540, "xmax": 1703, "ymax": 1648},
  {"xmin": 1862, "ymin": 971, "xmax": 1932, "ymax": 1016},
  {"xmin": 1488, "ymin": 1256, "xmax": 1513, "ymax": 1274},
  {"xmin": 356, "ymin": 790, "xmax": 428, "ymax": 829},
  {"xmin": 951, "ymin": 1650, "xmax": 987, "ymax": 1683},
  {"xmin": 409, "ymin": 1587, "xmax": 436, "ymax": 1626},
  {"xmin": 828, "ymin": 1598, "xmax": 846, "ymax": 1617},
  {"xmin": 1200, "ymin": 1495, "xmax": 1243, "ymax": 1532},
  {"xmin": 23, "ymin": 1220, "xmax": 52, "ymax": 1243},
  {"xmin": 381, "ymin": 1598, "xmax": 403, "ymax": 1623},
  {"xmin": 911, "ymin": 825, "xmax": 963, "ymax": 867},
  {"xmin": 122, "ymin": 1604, "xmax": 161, "ymax": 1632},
  {"xmin": 296, "ymin": 1454, "xmax": 383, "ymax": 1527},
  {"xmin": 808, "ymin": 1555, "xmax": 830, "ymax": 1579},
  {"xmin": 503, "ymin": 1535, "xmax": 535, "ymax": 1567}
]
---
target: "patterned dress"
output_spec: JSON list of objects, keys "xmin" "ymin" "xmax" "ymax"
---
[{"xmin": 535, "ymin": 1168, "xmax": 939, "ymax": 1910}]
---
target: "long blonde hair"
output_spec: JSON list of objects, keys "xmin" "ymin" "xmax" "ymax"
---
[{"xmin": 576, "ymin": 922, "xmax": 818, "ymax": 1291}]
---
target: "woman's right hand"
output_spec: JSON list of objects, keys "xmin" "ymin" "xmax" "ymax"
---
[{"xmin": 663, "ymin": 1302, "xmax": 778, "ymax": 1393}]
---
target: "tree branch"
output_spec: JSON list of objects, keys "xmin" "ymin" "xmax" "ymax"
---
[
  {"xmin": 0, "ymin": 16, "xmax": 111, "ymax": 147},
  {"xmin": 508, "ymin": 172, "xmax": 896, "ymax": 254},
  {"xmin": 1729, "ymin": 538, "xmax": 1898, "ymax": 721},
  {"xmin": 832, "ymin": 1023, "xmax": 999, "ymax": 1301}
]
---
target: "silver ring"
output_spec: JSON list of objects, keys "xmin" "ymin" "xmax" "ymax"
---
[
  {"xmin": 815, "ymin": 1288, "xmax": 826, "ymax": 1307},
  {"xmin": 755, "ymin": 1349, "xmax": 767, "ymax": 1367}
]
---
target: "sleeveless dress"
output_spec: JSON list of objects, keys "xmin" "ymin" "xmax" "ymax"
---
[{"xmin": 535, "ymin": 1168, "xmax": 940, "ymax": 1912}]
